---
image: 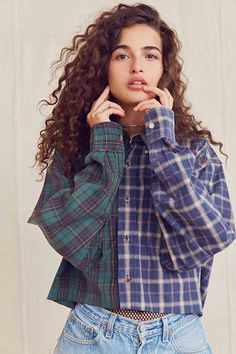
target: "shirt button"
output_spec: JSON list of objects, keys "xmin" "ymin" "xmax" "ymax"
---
[
  {"xmin": 124, "ymin": 234, "xmax": 129, "ymax": 242},
  {"xmin": 124, "ymin": 196, "xmax": 130, "ymax": 203},
  {"xmin": 125, "ymin": 275, "xmax": 131, "ymax": 282},
  {"xmin": 144, "ymin": 149, "xmax": 149, "ymax": 154},
  {"xmin": 118, "ymin": 135, "xmax": 123, "ymax": 141},
  {"xmin": 148, "ymin": 122, "xmax": 155, "ymax": 129}
]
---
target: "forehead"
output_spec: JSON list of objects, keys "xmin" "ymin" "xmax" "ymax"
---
[{"xmin": 117, "ymin": 24, "xmax": 162, "ymax": 47}]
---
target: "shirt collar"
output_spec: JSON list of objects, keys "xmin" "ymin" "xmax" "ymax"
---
[{"xmin": 122, "ymin": 129, "xmax": 147, "ymax": 146}]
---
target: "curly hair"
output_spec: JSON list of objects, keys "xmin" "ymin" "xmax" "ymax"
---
[{"xmin": 32, "ymin": 2, "xmax": 228, "ymax": 181}]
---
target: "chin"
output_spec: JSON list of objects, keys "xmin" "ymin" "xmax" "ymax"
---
[{"xmin": 118, "ymin": 92, "xmax": 148, "ymax": 104}]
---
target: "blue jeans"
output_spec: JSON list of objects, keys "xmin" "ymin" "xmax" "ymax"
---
[{"xmin": 53, "ymin": 303, "xmax": 213, "ymax": 353}]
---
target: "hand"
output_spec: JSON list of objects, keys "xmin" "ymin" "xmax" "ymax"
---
[
  {"xmin": 87, "ymin": 86, "xmax": 125, "ymax": 128},
  {"xmin": 133, "ymin": 86, "xmax": 173, "ymax": 113}
]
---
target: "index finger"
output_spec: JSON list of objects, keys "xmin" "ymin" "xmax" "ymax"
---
[
  {"xmin": 143, "ymin": 86, "xmax": 165, "ymax": 97},
  {"xmin": 92, "ymin": 86, "xmax": 110, "ymax": 111},
  {"xmin": 164, "ymin": 88, "xmax": 172, "ymax": 98}
]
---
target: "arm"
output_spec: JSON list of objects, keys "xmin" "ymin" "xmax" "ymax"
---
[
  {"xmin": 145, "ymin": 107, "xmax": 236, "ymax": 272},
  {"xmin": 27, "ymin": 121, "xmax": 125, "ymax": 270}
]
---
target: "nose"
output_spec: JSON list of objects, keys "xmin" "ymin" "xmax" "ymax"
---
[
  {"xmin": 132, "ymin": 66, "xmax": 143, "ymax": 73},
  {"xmin": 131, "ymin": 58, "xmax": 143, "ymax": 73}
]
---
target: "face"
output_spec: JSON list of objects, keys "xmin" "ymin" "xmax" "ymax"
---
[{"xmin": 108, "ymin": 24, "xmax": 163, "ymax": 108}]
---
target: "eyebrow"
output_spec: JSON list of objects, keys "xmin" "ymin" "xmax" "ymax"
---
[{"xmin": 112, "ymin": 45, "xmax": 162, "ymax": 55}]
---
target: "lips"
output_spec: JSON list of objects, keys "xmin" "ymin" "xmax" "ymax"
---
[{"xmin": 128, "ymin": 76, "xmax": 147, "ymax": 85}]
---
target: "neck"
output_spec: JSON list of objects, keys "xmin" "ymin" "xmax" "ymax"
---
[
  {"xmin": 123, "ymin": 126, "xmax": 145, "ymax": 137},
  {"xmin": 116, "ymin": 102, "xmax": 146, "ymax": 136}
]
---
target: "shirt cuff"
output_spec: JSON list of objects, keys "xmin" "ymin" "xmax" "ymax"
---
[
  {"xmin": 144, "ymin": 107, "xmax": 176, "ymax": 145},
  {"xmin": 90, "ymin": 121, "xmax": 125, "ymax": 152}
]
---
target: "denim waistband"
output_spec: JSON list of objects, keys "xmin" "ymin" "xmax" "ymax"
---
[{"xmin": 73, "ymin": 303, "xmax": 199, "ymax": 343}]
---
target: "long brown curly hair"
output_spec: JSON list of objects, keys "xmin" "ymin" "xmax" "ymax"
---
[{"xmin": 32, "ymin": 2, "xmax": 228, "ymax": 181}]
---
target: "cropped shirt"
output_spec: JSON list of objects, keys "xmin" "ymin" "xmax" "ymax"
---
[{"xmin": 27, "ymin": 107, "xmax": 236, "ymax": 315}]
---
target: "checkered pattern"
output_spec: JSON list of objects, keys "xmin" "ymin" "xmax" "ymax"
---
[{"xmin": 27, "ymin": 107, "xmax": 235, "ymax": 315}]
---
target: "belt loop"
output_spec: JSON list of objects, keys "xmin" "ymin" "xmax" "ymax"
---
[
  {"xmin": 162, "ymin": 316, "xmax": 169, "ymax": 343},
  {"xmin": 105, "ymin": 313, "xmax": 117, "ymax": 339}
]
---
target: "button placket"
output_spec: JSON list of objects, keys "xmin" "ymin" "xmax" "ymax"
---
[
  {"xmin": 125, "ymin": 275, "xmax": 131, "ymax": 282},
  {"xmin": 124, "ymin": 196, "xmax": 130, "ymax": 203},
  {"xmin": 124, "ymin": 234, "xmax": 129, "ymax": 242}
]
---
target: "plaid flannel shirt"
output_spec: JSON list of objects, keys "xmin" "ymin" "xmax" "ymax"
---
[{"xmin": 27, "ymin": 107, "xmax": 236, "ymax": 315}]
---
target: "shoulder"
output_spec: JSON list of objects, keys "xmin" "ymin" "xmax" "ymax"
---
[
  {"xmin": 188, "ymin": 138, "xmax": 222, "ymax": 174},
  {"xmin": 51, "ymin": 148, "xmax": 85, "ymax": 177},
  {"xmin": 189, "ymin": 138, "xmax": 222, "ymax": 167}
]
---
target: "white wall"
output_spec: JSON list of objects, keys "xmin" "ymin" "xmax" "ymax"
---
[{"xmin": 1, "ymin": 0, "xmax": 236, "ymax": 353}]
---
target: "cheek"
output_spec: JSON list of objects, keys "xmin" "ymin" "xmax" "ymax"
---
[
  {"xmin": 153, "ymin": 64, "xmax": 163, "ymax": 77},
  {"xmin": 156, "ymin": 68, "xmax": 163, "ymax": 79},
  {"xmin": 154, "ymin": 73, "xmax": 163, "ymax": 87},
  {"xmin": 147, "ymin": 68, "xmax": 163, "ymax": 86},
  {"xmin": 108, "ymin": 68, "xmax": 117, "ymax": 86},
  {"xmin": 108, "ymin": 72, "xmax": 123, "ymax": 91},
  {"xmin": 107, "ymin": 63, "xmax": 114, "ymax": 82}
]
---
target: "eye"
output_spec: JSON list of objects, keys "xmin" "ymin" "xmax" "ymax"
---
[
  {"xmin": 147, "ymin": 54, "xmax": 159, "ymax": 59},
  {"xmin": 115, "ymin": 54, "xmax": 128, "ymax": 60}
]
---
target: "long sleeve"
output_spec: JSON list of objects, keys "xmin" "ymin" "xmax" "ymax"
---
[
  {"xmin": 27, "ymin": 121, "xmax": 125, "ymax": 270},
  {"xmin": 145, "ymin": 107, "xmax": 236, "ymax": 272}
]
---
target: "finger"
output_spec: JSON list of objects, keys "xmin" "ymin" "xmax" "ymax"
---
[
  {"xmin": 102, "ymin": 107, "xmax": 125, "ymax": 117},
  {"xmin": 92, "ymin": 86, "xmax": 110, "ymax": 111},
  {"xmin": 164, "ymin": 88, "xmax": 171, "ymax": 96},
  {"xmin": 95, "ymin": 100, "xmax": 125, "ymax": 114},
  {"xmin": 134, "ymin": 101, "xmax": 162, "ymax": 112},
  {"xmin": 133, "ymin": 99, "xmax": 156, "ymax": 110},
  {"xmin": 142, "ymin": 86, "xmax": 165, "ymax": 95},
  {"xmin": 90, "ymin": 108, "xmax": 125, "ymax": 120},
  {"xmin": 163, "ymin": 89, "xmax": 174, "ymax": 109},
  {"xmin": 143, "ymin": 86, "xmax": 169, "ymax": 106},
  {"xmin": 133, "ymin": 99, "xmax": 160, "ymax": 111},
  {"xmin": 164, "ymin": 88, "xmax": 173, "ymax": 102}
]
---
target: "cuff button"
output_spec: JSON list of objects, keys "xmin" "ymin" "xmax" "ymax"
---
[{"xmin": 148, "ymin": 122, "xmax": 154, "ymax": 129}]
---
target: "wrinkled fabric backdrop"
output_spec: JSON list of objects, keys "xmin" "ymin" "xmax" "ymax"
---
[{"xmin": 0, "ymin": 0, "xmax": 235, "ymax": 353}]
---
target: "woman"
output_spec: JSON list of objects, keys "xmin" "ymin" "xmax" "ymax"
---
[{"xmin": 28, "ymin": 3, "xmax": 235, "ymax": 353}]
